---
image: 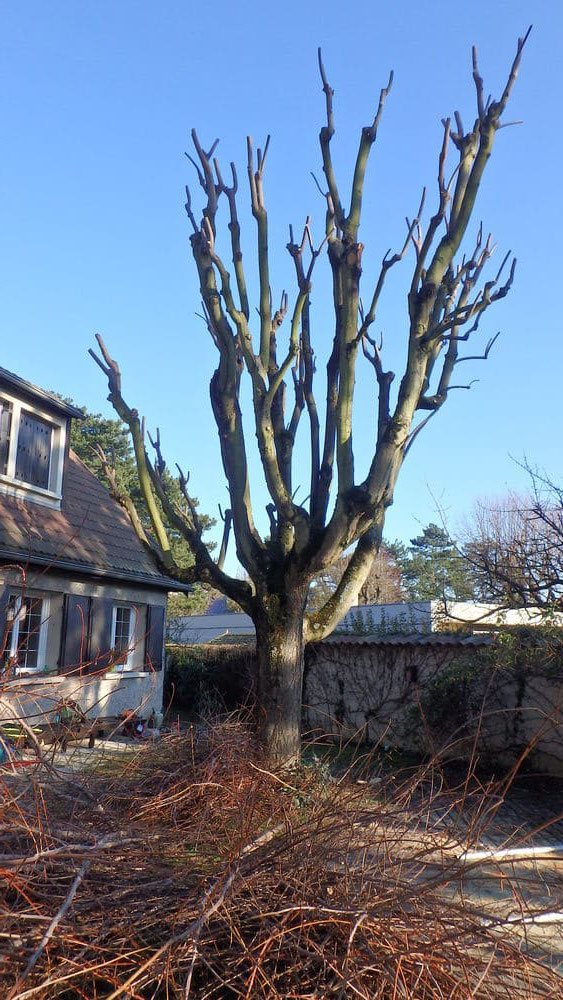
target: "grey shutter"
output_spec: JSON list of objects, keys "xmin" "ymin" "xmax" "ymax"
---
[
  {"xmin": 0, "ymin": 586, "xmax": 10, "ymax": 663},
  {"xmin": 15, "ymin": 411, "xmax": 52, "ymax": 489},
  {"xmin": 89, "ymin": 598, "xmax": 115, "ymax": 672},
  {"xmin": 59, "ymin": 595, "xmax": 92, "ymax": 674},
  {"xmin": 0, "ymin": 404, "xmax": 12, "ymax": 474},
  {"xmin": 144, "ymin": 605, "xmax": 165, "ymax": 671}
]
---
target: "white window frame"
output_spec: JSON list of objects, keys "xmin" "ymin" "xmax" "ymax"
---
[
  {"xmin": 0, "ymin": 391, "xmax": 66, "ymax": 509},
  {"xmin": 6, "ymin": 593, "xmax": 51, "ymax": 675},
  {"xmin": 110, "ymin": 604, "xmax": 137, "ymax": 672}
]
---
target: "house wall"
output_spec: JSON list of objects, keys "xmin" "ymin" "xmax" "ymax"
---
[
  {"xmin": 0, "ymin": 568, "xmax": 166, "ymax": 723},
  {"xmin": 1, "ymin": 671, "xmax": 163, "ymax": 726}
]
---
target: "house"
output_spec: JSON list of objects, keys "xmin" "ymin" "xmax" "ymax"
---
[{"xmin": 0, "ymin": 367, "xmax": 175, "ymax": 726}]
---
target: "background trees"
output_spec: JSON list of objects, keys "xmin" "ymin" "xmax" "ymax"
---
[
  {"xmin": 69, "ymin": 405, "xmax": 212, "ymax": 614},
  {"xmin": 309, "ymin": 544, "xmax": 403, "ymax": 612},
  {"xmin": 70, "ymin": 407, "xmax": 139, "ymax": 497},
  {"xmin": 462, "ymin": 468, "xmax": 563, "ymax": 609},
  {"xmin": 391, "ymin": 524, "xmax": 475, "ymax": 602},
  {"xmin": 92, "ymin": 34, "xmax": 528, "ymax": 762}
]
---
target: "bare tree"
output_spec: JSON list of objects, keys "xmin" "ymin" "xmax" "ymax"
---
[
  {"xmin": 91, "ymin": 32, "xmax": 529, "ymax": 763},
  {"xmin": 464, "ymin": 466, "xmax": 563, "ymax": 609},
  {"xmin": 309, "ymin": 544, "xmax": 403, "ymax": 612}
]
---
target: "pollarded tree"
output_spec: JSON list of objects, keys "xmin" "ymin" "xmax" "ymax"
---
[{"xmin": 91, "ymin": 32, "xmax": 529, "ymax": 763}]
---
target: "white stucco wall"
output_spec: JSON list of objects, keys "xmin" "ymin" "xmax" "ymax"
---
[
  {"xmin": 1, "ymin": 568, "xmax": 167, "ymax": 722},
  {"xmin": 0, "ymin": 670, "xmax": 164, "ymax": 725}
]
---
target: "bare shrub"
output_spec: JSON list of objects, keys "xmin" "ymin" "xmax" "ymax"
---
[{"xmin": 1, "ymin": 719, "xmax": 562, "ymax": 998}]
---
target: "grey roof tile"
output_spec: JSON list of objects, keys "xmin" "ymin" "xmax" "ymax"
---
[
  {"xmin": 0, "ymin": 450, "xmax": 174, "ymax": 588},
  {"xmin": 316, "ymin": 633, "xmax": 491, "ymax": 647}
]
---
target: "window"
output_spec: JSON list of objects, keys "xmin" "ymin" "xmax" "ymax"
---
[
  {"xmin": 4, "ymin": 594, "xmax": 50, "ymax": 673},
  {"xmin": 0, "ymin": 393, "xmax": 66, "ymax": 505},
  {"xmin": 110, "ymin": 605, "xmax": 136, "ymax": 670}
]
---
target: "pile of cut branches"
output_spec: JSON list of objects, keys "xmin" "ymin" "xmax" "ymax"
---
[{"xmin": 1, "ymin": 719, "xmax": 562, "ymax": 998}]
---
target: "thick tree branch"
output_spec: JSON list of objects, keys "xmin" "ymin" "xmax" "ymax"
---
[
  {"xmin": 146, "ymin": 441, "xmax": 253, "ymax": 606},
  {"xmin": 305, "ymin": 524, "xmax": 383, "ymax": 642},
  {"xmin": 189, "ymin": 129, "xmax": 220, "ymax": 233},
  {"xmin": 361, "ymin": 331, "xmax": 395, "ymax": 445},
  {"xmin": 346, "ymin": 70, "xmax": 393, "ymax": 241},
  {"xmin": 90, "ymin": 337, "xmax": 253, "ymax": 607},
  {"xmin": 217, "ymin": 504, "xmax": 233, "ymax": 571},
  {"xmin": 247, "ymin": 135, "xmax": 273, "ymax": 367},
  {"xmin": 287, "ymin": 223, "xmax": 321, "ymax": 506},
  {"xmin": 190, "ymin": 230, "xmax": 265, "ymax": 573},
  {"xmin": 317, "ymin": 49, "xmax": 345, "ymax": 232},
  {"xmin": 92, "ymin": 443, "xmax": 163, "ymax": 562},
  {"xmin": 89, "ymin": 336, "xmax": 174, "ymax": 566},
  {"xmin": 214, "ymin": 159, "xmax": 250, "ymax": 320}
]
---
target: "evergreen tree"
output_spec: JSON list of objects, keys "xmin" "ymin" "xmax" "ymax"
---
[
  {"xmin": 391, "ymin": 524, "xmax": 475, "ymax": 602},
  {"xmin": 69, "ymin": 404, "xmax": 212, "ymax": 613}
]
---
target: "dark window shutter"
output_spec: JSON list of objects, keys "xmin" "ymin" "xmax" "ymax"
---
[
  {"xmin": 144, "ymin": 604, "xmax": 165, "ymax": 671},
  {"xmin": 15, "ymin": 411, "xmax": 52, "ymax": 490},
  {"xmin": 0, "ymin": 403, "xmax": 12, "ymax": 475},
  {"xmin": 59, "ymin": 595, "xmax": 92, "ymax": 674},
  {"xmin": 0, "ymin": 585, "xmax": 10, "ymax": 662},
  {"xmin": 89, "ymin": 598, "xmax": 115, "ymax": 673}
]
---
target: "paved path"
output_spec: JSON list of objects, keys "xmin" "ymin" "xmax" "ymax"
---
[{"xmin": 415, "ymin": 776, "xmax": 563, "ymax": 971}]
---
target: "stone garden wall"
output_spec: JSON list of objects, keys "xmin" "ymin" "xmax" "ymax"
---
[{"xmin": 303, "ymin": 632, "xmax": 563, "ymax": 775}]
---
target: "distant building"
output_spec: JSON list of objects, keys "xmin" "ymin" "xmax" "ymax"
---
[
  {"xmin": 168, "ymin": 599, "xmax": 556, "ymax": 646},
  {"xmin": 168, "ymin": 611, "xmax": 255, "ymax": 645}
]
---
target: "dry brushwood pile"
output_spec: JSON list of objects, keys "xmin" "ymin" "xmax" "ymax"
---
[{"xmin": 1, "ymin": 721, "xmax": 563, "ymax": 998}]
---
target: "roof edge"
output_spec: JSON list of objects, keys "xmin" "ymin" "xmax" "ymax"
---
[
  {"xmin": 0, "ymin": 368, "xmax": 84, "ymax": 419},
  {"xmin": 0, "ymin": 546, "xmax": 189, "ymax": 592}
]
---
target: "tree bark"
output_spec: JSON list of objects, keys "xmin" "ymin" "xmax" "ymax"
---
[{"xmin": 254, "ymin": 590, "xmax": 308, "ymax": 766}]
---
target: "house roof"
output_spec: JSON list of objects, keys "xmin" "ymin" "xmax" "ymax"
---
[
  {"xmin": 168, "ymin": 611, "xmax": 255, "ymax": 644},
  {"xmin": 0, "ymin": 368, "xmax": 84, "ymax": 420},
  {"xmin": 168, "ymin": 633, "xmax": 491, "ymax": 649},
  {"xmin": 0, "ymin": 449, "xmax": 179, "ymax": 589}
]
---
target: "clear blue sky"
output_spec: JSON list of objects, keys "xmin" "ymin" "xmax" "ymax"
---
[{"xmin": 1, "ymin": 1, "xmax": 560, "ymax": 571}]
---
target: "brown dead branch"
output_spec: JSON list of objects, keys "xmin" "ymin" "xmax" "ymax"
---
[{"xmin": 1, "ymin": 715, "xmax": 562, "ymax": 998}]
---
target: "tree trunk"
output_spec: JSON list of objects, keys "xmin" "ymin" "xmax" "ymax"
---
[{"xmin": 254, "ymin": 592, "xmax": 307, "ymax": 766}]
